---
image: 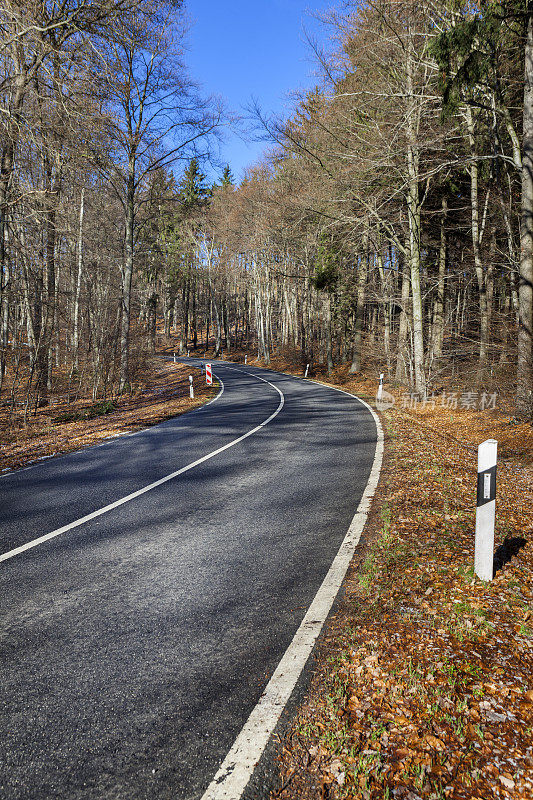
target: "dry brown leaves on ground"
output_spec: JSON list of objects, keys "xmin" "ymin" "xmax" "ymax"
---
[
  {"xmin": 0, "ymin": 359, "xmax": 216, "ymax": 472},
  {"xmin": 272, "ymin": 376, "xmax": 533, "ymax": 800}
]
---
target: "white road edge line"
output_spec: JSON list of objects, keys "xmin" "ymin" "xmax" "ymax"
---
[
  {"xmin": 201, "ymin": 382, "xmax": 384, "ymax": 800},
  {"xmin": 0, "ymin": 373, "xmax": 283, "ymax": 564}
]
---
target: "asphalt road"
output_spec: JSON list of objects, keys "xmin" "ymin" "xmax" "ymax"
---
[{"xmin": 0, "ymin": 360, "xmax": 378, "ymax": 800}]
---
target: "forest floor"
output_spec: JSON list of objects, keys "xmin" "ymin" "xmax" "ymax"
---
[
  {"xmin": 234, "ymin": 349, "xmax": 532, "ymax": 800},
  {"xmin": 0, "ymin": 357, "xmax": 217, "ymax": 472}
]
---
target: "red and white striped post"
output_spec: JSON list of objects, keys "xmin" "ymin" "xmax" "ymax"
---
[{"xmin": 206, "ymin": 364, "xmax": 212, "ymax": 385}]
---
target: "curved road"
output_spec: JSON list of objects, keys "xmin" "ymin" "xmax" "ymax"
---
[{"xmin": 0, "ymin": 360, "xmax": 379, "ymax": 800}]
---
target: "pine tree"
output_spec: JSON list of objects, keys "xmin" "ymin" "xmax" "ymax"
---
[
  {"xmin": 178, "ymin": 157, "xmax": 210, "ymax": 210},
  {"xmin": 211, "ymin": 164, "xmax": 234, "ymax": 194},
  {"xmin": 221, "ymin": 164, "xmax": 234, "ymax": 188}
]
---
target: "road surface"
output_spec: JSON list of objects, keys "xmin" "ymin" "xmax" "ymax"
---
[{"xmin": 0, "ymin": 360, "xmax": 379, "ymax": 800}]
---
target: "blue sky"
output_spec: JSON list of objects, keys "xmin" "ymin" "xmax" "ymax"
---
[{"xmin": 185, "ymin": 0, "xmax": 334, "ymax": 184}]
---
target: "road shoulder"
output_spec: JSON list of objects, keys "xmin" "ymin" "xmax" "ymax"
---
[{"xmin": 272, "ymin": 392, "xmax": 533, "ymax": 800}]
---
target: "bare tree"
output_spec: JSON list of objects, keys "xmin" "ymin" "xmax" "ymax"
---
[{"xmin": 97, "ymin": 1, "xmax": 221, "ymax": 391}]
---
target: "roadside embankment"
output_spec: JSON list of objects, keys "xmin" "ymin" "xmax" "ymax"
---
[
  {"xmin": 268, "ymin": 365, "xmax": 532, "ymax": 800},
  {"xmin": 0, "ymin": 358, "xmax": 217, "ymax": 472}
]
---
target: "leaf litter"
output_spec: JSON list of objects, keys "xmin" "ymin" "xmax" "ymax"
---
[
  {"xmin": 0, "ymin": 359, "xmax": 217, "ymax": 472},
  {"xmin": 267, "ymin": 365, "xmax": 533, "ymax": 800}
]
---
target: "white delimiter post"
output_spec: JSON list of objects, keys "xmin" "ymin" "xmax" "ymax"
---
[
  {"xmin": 475, "ymin": 439, "xmax": 497, "ymax": 581},
  {"xmin": 245, "ymin": 354, "xmax": 247, "ymax": 364},
  {"xmin": 173, "ymin": 352, "xmax": 176, "ymax": 363},
  {"xmin": 377, "ymin": 373, "xmax": 384, "ymax": 402},
  {"xmin": 189, "ymin": 375, "xmax": 194, "ymax": 399},
  {"xmin": 305, "ymin": 364, "xmax": 309, "ymax": 378}
]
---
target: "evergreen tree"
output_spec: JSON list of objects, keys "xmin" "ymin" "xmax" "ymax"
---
[
  {"xmin": 178, "ymin": 157, "xmax": 210, "ymax": 210},
  {"xmin": 212, "ymin": 163, "xmax": 234, "ymax": 194},
  {"xmin": 312, "ymin": 234, "xmax": 339, "ymax": 292},
  {"xmin": 221, "ymin": 164, "xmax": 234, "ymax": 188}
]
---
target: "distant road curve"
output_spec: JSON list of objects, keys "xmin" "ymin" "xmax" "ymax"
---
[{"xmin": 0, "ymin": 359, "xmax": 382, "ymax": 800}]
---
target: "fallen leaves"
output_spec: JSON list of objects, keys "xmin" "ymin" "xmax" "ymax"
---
[
  {"xmin": 0, "ymin": 359, "xmax": 216, "ymax": 471},
  {"xmin": 273, "ymin": 369, "xmax": 533, "ymax": 800},
  {"xmin": 421, "ymin": 735, "xmax": 446, "ymax": 752}
]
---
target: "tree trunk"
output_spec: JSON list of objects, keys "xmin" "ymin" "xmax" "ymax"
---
[
  {"xmin": 377, "ymin": 245, "xmax": 391, "ymax": 374},
  {"xmin": 325, "ymin": 293, "xmax": 334, "ymax": 376},
  {"xmin": 119, "ymin": 170, "xmax": 135, "ymax": 393},
  {"xmin": 36, "ymin": 156, "xmax": 60, "ymax": 404},
  {"xmin": 395, "ymin": 247, "xmax": 411, "ymax": 383},
  {"xmin": 192, "ymin": 276, "xmax": 198, "ymax": 349},
  {"xmin": 406, "ymin": 37, "xmax": 426, "ymax": 398},
  {"xmin": 518, "ymin": 5, "xmax": 533, "ymax": 416},
  {"xmin": 212, "ymin": 296, "xmax": 221, "ymax": 356},
  {"xmin": 0, "ymin": 238, "xmax": 9, "ymax": 390},
  {"xmin": 181, "ymin": 270, "xmax": 190, "ymax": 354},
  {"xmin": 73, "ymin": 188, "xmax": 85, "ymax": 369},
  {"xmin": 0, "ymin": 74, "xmax": 25, "ymax": 385},
  {"xmin": 350, "ymin": 229, "xmax": 368, "ymax": 374},
  {"xmin": 147, "ymin": 291, "xmax": 157, "ymax": 353},
  {"xmin": 466, "ymin": 105, "xmax": 490, "ymax": 377},
  {"xmin": 432, "ymin": 197, "xmax": 447, "ymax": 361}
]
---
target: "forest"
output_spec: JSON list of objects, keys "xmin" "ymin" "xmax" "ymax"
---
[{"xmin": 0, "ymin": 0, "xmax": 532, "ymax": 419}]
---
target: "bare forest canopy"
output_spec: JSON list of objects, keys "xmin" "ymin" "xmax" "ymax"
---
[{"xmin": 0, "ymin": 0, "xmax": 532, "ymax": 419}]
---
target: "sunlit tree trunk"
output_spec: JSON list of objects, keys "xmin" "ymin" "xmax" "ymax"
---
[
  {"xmin": 518, "ymin": 5, "xmax": 533, "ymax": 416},
  {"xmin": 119, "ymin": 168, "xmax": 135, "ymax": 393},
  {"xmin": 465, "ymin": 105, "xmax": 490, "ymax": 378},
  {"xmin": 406, "ymin": 36, "xmax": 426, "ymax": 398},
  {"xmin": 350, "ymin": 227, "xmax": 368, "ymax": 374},
  {"xmin": 73, "ymin": 188, "xmax": 85, "ymax": 369}
]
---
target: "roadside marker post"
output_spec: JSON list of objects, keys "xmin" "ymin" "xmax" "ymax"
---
[
  {"xmin": 475, "ymin": 439, "xmax": 497, "ymax": 581},
  {"xmin": 305, "ymin": 364, "xmax": 309, "ymax": 378},
  {"xmin": 245, "ymin": 355, "xmax": 247, "ymax": 365},
  {"xmin": 189, "ymin": 375, "xmax": 194, "ymax": 399},
  {"xmin": 206, "ymin": 364, "xmax": 212, "ymax": 385},
  {"xmin": 173, "ymin": 352, "xmax": 176, "ymax": 363},
  {"xmin": 377, "ymin": 373, "xmax": 384, "ymax": 402}
]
